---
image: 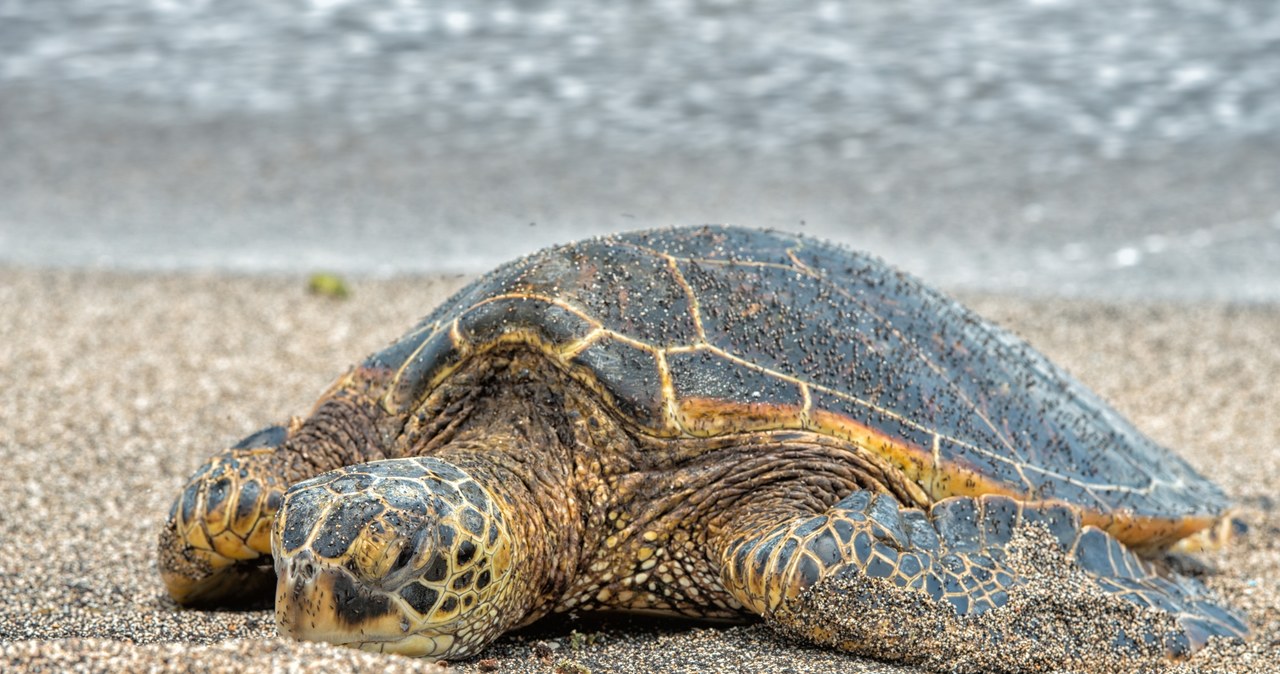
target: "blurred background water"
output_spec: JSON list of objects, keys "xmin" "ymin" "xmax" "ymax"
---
[{"xmin": 2, "ymin": 0, "xmax": 1278, "ymax": 301}]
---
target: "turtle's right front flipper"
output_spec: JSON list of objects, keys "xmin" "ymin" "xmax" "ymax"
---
[
  {"xmin": 158, "ymin": 424, "xmax": 297, "ymax": 606},
  {"xmin": 159, "ymin": 382, "xmax": 389, "ymax": 606}
]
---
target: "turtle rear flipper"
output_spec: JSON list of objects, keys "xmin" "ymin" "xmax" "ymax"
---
[{"xmin": 714, "ymin": 490, "xmax": 1248, "ymax": 661}]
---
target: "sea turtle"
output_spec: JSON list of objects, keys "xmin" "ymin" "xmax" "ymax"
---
[{"xmin": 158, "ymin": 225, "xmax": 1247, "ymax": 663}]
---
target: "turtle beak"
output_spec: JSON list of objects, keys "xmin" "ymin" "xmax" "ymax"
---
[
  {"xmin": 275, "ymin": 550, "xmax": 401, "ymax": 645},
  {"xmin": 274, "ymin": 549, "xmax": 459, "ymax": 657}
]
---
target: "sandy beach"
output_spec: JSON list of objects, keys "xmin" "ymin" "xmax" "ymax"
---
[{"xmin": 1, "ymin": 267, "xmax": 1276, "ymax": 673}]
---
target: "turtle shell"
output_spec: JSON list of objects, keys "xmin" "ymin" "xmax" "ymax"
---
[{"xmin": 363, "ymin": 226, "xmax": 1227, "ymax": 548}]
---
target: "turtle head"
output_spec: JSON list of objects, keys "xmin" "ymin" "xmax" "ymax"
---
[{"xmin": 272, "ymin": 457, "xmax": 517, "ymax": 658}]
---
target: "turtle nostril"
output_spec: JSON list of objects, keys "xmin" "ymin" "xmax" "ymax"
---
[{"xmin": 294, "ymin": 558, "xmax": 316, "ymax": 581}]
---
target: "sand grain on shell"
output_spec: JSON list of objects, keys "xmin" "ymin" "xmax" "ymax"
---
[{"xmin": 0, "ymin": 269, "xmax": 1276, "ymax": 673}]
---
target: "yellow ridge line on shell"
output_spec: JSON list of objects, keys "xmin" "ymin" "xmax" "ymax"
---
[
  {"xmin": 663, "ymin": 236, "xmax": 1039, "ymax": 485},
  {"xmin": 763, "ymin": 243, "xmax": 1044, "ymax": 490},
  {"xmin": 785, "ymin": 246, "xmax": 817, "ymax": 275},
  {"xmin": 558, "ymin": 327, "xmax": 606, "ymax": 359},
  {"xmin": 798, "ymin": 383, "xmax": 813, "ymax": 428},
  {"xmin": 609, "ymin": 239, "xmax": 802, "ymax": 274},
  {"xmin": 655, "ymin": 349, "xmax": 684, "ymax": 435},
  {"xmin": 664, "ymin": 254, "xmax": 707, "ymax": 343},
  {"xmin": 382, "ymin": 293, "xmax": 682, "ymax": 433},
  {"xmin": 687, "ymin": 342, "xmax": 917, "ymax": 428},
  {"xmin": 602, "ymin": 237, "xmax": 1041, "ymax": 487},
  {"xmin": 384, "ymin": 322, "xmax": 442, "ymax": 409},
  {"xmin": 448, "ymin": 317, "xmax": 467, "ymax": 355},
  {"xmin": 810, "ymin": 282, "xmax": 1035, "ymax": 485},
  {"xmin": 676, "ymin": 257, "xmax": 800, "ymax": 272},
  {"xmin": 385, "ymin": 321, "xmax": 446, "ymax": 410},
  {"xmin": 929, "ymin": 433, "xmax": 943, "ymax": 497}
]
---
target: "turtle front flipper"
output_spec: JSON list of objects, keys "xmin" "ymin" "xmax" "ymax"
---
[
  {"xmin": 158, "ymin": 424, "xmax": 296, "ymax": 606},
  {"xmin": 159, "ymin": 382, "xmax": 390, "ymax": 606},
  {"xmin": 713, "ymin": 490, "xmax": 1248, "ymax": 664}
]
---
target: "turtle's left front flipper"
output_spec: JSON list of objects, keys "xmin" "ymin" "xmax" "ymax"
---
[{"xmin": 712, "ymin": 489, "xmax": 1248, "ymax": 662}]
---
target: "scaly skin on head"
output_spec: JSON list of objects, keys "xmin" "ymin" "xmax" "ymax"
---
[{"xmin": 272, "ymin": 446, "xmax": 579, "ymax": 658}]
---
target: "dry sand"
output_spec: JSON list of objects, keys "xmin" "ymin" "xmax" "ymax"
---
[{"xmin": 0, "ymin": 268, "xmax": 1276, "ymax": 673}]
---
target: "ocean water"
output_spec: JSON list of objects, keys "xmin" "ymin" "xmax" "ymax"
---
[{"xmin": 2, "ymin": 0, "xmax": 1279, "ymax": 301}]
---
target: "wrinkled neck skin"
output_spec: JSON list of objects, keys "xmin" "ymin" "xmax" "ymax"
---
[
  {"xmin": 399, "ymin": 350, "xmax": 600, "ymax": 630},
  {"xmin": 433, "ymin": 436, "xmax": 584, "ymax": 631},
  {"xmin": 280, "ymin": 385, "xmax": 392, "ymax": 481}
]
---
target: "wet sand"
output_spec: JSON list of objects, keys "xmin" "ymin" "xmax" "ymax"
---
[{"xmin": 1, "ymin": 268, "xmax": 1276, "ymax": 673}]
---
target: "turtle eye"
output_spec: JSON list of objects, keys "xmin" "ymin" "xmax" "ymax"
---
[
  {"xmin": 382, "ymin": 526, "xmax": 437, "ymax": 587},
  {"xmin": 390, "ymin": 543, "xmax": 415, "ymax": 575}
]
